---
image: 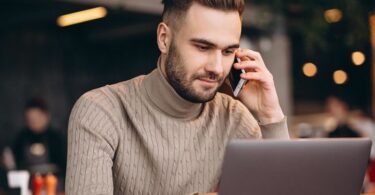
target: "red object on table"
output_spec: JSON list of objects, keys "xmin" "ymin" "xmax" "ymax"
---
[
  {"xmin": 32, "ymin": 174, "xmax": 44, "ymax": 195},
  {"xmin": 368, "ymin": 160, "xmax": 375, "ymax": 182}
]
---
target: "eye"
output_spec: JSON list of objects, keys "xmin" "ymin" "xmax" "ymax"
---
[
  {"xmin": 196, "ymin": 45, "xmax": 210, "ymax": 52},
  {"xmin": 223, "ymin": 49, "xmax": 235, "ymax": 56}
]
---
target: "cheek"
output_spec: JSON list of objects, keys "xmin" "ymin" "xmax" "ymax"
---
[
  {"xmin": 223, "ymin": 59, "xmax": 234, "ymax": 76},
  {"xmin": 180, "ymin": 49, "xmax": 207, "ymax": 76},
  {"xmin": 40, "ymin": 115, "xmax": 48, "ymax": 124}
]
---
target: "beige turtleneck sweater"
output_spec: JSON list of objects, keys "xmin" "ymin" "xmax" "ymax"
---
[{"xmin": 66, "ymin": 63, "xmax": 289, "ymax": 195}]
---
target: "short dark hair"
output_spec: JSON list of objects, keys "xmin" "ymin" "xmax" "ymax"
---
[
  {"xmin": 25, "ymin": 97, "xmax": 49, "ymax": 112},
  {"xmin": 161, "ymin": 0, "xmax": 245, "ymax": 29}
]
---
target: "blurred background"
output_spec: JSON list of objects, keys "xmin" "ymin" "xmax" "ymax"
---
[{"xmin": 0, "ymin": 0, "xmax": 374, "ymax": 194}]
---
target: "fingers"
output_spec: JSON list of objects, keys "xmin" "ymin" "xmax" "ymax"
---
[
  {"xmin": 233, "ymin": 48, "xmax": 274, "ymax": 84},
  {"xmin": 240, "ymin": 70, "xmax": 273, "ymax": 84},
  {"xmin": 235, "ymin": 49, "xmax": 265, "ymax": 64},
  {"xmin": 233, "ymin": 60, "xmax": 262, "ymax": 72},
  {"xmin": 240, "ymin": 71, "xmax": 263, "ymax": 81}
]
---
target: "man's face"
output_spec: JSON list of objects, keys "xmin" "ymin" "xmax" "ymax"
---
[
  {"xmin": 165, "ymin": 3, "xmax": 242, "ymax": 103},
  {"xmin": 25, "ymin": 108, "xmax": 50, "ymax": 133}
]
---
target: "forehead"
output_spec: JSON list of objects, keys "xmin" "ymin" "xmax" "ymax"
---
[
  {"xmin": 177, "ymin": 3, "xmax": 242, "ymax": 47},
  {"xmin": 26, "ymin": 108, "xmax": 46, "ymax": 115}
]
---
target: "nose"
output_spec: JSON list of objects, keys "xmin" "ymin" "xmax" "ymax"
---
[{"xmin": 205, "ymin": 50, "xmax": 224, "ymax": 75}]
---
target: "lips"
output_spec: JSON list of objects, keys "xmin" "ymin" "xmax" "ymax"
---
[
  {"xmin": 197, "ymin": 78, "xmax": 219, "ymax": 88},
  {"xmin": 198, "ymin": 78, "xmax": 218, "ymax": 83}
]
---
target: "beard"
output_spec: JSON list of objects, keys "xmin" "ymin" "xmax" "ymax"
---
[{"xmin": 165, "ymin": 39, "xmax": 225, "ymax": 103}]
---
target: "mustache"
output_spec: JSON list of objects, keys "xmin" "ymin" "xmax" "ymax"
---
[{"xmin": 193, "ymin": 72, "xmax": 224, "ymax": 82}]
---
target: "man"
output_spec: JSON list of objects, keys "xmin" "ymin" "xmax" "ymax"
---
[
  {"xmin": 325, "ymin": 96, "xmax": 361, "ymax": 138},
  {"xmin": 12, "ymin": 98, "xmax": 66, "ymax": 181},
  {"xmin": 66, "ymin": 0, "xmax": 289, "ymax": 195}
]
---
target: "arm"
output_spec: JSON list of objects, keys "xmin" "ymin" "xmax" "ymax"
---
[
  {"xmin": 66, "ymin": 93, "xmax": 119, "ymax": 195},
  {"xmin": 234, "ymin": 49, "xmax": 289, "ymax": 139},
  {"xmin": 259, "ymin": 116, "xmax": 289, "ymax": 139},
  {"xmin": 231, "ymin": 102, "xmax": 289, "ymax": 140}
]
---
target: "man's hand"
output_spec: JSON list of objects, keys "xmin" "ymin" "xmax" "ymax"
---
[{"xmin": 233, "ymin": 48, "xmax": 284, "ymax": 124}]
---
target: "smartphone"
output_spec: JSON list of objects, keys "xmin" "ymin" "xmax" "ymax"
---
[{"xmin": 229, "ymin": 58, "xmax": 247, "ymax": 97}]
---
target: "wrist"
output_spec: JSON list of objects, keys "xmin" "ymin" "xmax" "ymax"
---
[{"xmin": 257, "ymin": 109, "xmax": 284, "ymax": 125}]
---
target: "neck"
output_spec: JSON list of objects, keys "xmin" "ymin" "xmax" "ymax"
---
[
  {"xmin": 141, "ymin": 57, "xmax": 203, "ymax": 120},
  {"xmin": 159, "ymin": 54, "xmax": 168, "ymax": 78}
]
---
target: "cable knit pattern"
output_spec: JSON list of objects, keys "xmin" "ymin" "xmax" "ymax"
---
[{"xmin": 66, "ymin": 65, "xmax": 289, "ymax": 195}]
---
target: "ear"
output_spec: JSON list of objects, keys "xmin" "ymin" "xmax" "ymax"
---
[{"xmin": 157, "ymin": 22, "xmax": 172, "ymax": 54}]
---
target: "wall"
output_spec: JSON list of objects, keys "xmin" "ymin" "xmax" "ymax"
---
[{"xmin": 0, "ymin": 26, "xmax": 159, "ymax": 148}]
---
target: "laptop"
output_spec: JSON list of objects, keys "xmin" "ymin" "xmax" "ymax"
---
[{"xmin": 218, "ymin": 138, "xmax": 371, "ymax": 195}]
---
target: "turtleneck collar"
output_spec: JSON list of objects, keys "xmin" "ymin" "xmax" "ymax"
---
[{"xmin": 141, "ymin": 58, "xmax": 203, "ymax": 120}]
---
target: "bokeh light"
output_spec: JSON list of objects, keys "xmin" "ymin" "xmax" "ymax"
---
[
  {"xmin": 302, "ymin": 63, "xmax": 318, "ymax": 77},
  {"xmin": 324, "ymin": 9, "xmax": 343, "ymax": 23},
  {"xmin": 351, "ymin": 51, "xmax": 365, "ymax": 66},
  {"xmin": 333, "ymin": 70, "xmax": 348, "ymax": 85}
]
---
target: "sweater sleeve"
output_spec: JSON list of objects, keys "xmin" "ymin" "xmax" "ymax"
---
[
  {"xmin": 66, "ymin": 92, "xmax": 119, "ymax": 195},
  {"xmin": 259, "ymin": 116, "xmax": 289, "ymax": 139},
  {"xmin": 230, "ymin": 100, "xmax": 289, "ymax": 140}
]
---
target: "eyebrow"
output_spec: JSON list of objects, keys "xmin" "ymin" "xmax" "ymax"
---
[{"xmin": 190, "ymin": 38, "xmax": 240, "ymax": 50}]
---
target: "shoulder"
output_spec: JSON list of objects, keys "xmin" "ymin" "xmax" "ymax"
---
[
  {"xmin": 69, "ymin": 75, "xmax": 146, "ymax": 131},
  {"xmin": 210, "ymin": 93, "xmax": 261, "ymax": 138},
  {"xmin": 210, "ymin": 92, "xmax": 249, "ymax": 114},
  {"xmin": 106, "ymin": 75, "xmax": 145, "ymax": 96},
  {"xmin": 15, "ymin": 128, "xmax": 29, "ymax": 137},
  {"xmin": 13, "ymin": 129, "xmax": 30, "ymax": 143},
  {"xmin": 207, "ymin": 92, "xmax": 255, "ymax": 122},
  {"xmin": 46, "ymin": 128, "xmax": 64, "ymax": 139},
  {"xmin": 72, "ymin": 75, "xmax": 146, "ymax": 115}
]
